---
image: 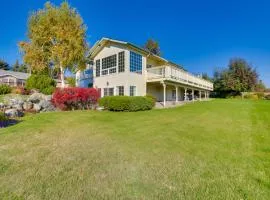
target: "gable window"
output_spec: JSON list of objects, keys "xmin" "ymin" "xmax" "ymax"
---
[
  {"xmin": 96, "ymin": 59, "xmax": 100, "ymax": 77},
  {"xmin": 118, "ymin": 51, "xmax": 125, "ymax": 72},
  {"xmin": 130, "ymin": 86, "xmax": 136, "ymax": 96},
  {"xmin": 102, "ymin": 54, "xmax": 117, "ymax": 75},
  {"xmin": 104, "ymin": 88, "xmax": 114, "ymax": 96},
  {"xmin": 116, "ymin": 86, "xmax": 124, "ymax": 96},
  {"xmin": 130, "ymin": 51, "xmax": 142, "ymax": 74}
]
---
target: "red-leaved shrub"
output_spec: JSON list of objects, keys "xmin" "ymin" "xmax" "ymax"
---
[{"xmin": 52, "ymin": 88, "xmax": 100, "ymax": 111}]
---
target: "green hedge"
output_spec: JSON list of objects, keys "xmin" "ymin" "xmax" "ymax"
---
[
  {"xmin": 99, "ymin": 96, "xmax": 155, "ymax": 112},
  {"xmin": 0, "ymin": 84, "xmax": 12, "ymax": 95},
  {"xmin": 265, "ymin": 94, "xmax": 270, "ymax": 100},
  {"xmin": 26, "ymin": 75, "xmax": 56, "ymax": 95}
]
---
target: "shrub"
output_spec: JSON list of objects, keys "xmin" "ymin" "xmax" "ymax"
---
[
  {"xmin": 243, "ymin": 93, "xmax": 259, "ymax": 100},
  {"xmin": 52, "ymin": 87, "xmax": 100, "ymax": 111},
  {"xmin": 0, "ymin": 84, "xmax": 12, "ymax": 95},
  {"xmin": 11, "ymin": 87, "xmax": 30, "ymax": 95},
  {"xmin": 99, "ymin": 96, "xmax": 155, "ymax": 112},
  {"xmin": 0, "ymin": 113, "xmax": 9, "ymax": 128},
  {"xmin": 66, "ymin": 77, "xmax": 76, "ymax": 87},
  {"xmin": 26, "ymin": 75, "xmax": 56, "ymax": 95},
  {"xmin": 265, "ymin": 94, "xmax": 270, "ymax": 100},
  {"xmin": 253, "ymin": 92, "xmax": 265, "ymax": 99}
]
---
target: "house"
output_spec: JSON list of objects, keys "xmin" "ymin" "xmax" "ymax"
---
[
  {"xmin": 76, "ymin": 38, "xmax": 213, "ymax": 106},
  {"xmin": 0, "ymin": 69, "xmax": 30, "ymax": 87},
  {"xmin": 0, "ymin": 69, "xmax": 64, "ymax": 88}
]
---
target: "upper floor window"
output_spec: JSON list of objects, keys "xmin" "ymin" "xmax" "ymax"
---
[
  {"xmin": 130, "ymin": 51, "xmax": 142, "ymax": 74},
  {"xmin": 96, "ymin": 60, "xmax": 100, "ymax": 77},
  {"xmin": 102, "ymin": 54, "xmax": 117, "ymax": 75},
  {"xmin": 118, "ymin": 51, "xmax": 125, "ymax": 73}
]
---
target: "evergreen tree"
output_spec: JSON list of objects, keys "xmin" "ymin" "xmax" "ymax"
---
[
  {"xmin": 0, "ymin": 59, "xmax": 10, "ymax": 70},
  {"xmin": 144, "ymin": 39, "xmax": 161, "ymax": 56}
]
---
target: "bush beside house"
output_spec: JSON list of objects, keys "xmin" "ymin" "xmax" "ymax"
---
[
  {"xmin": 99, "ymin": 96, "xmax": 155, "ymax": 112},
  {"xmin": 52, "ymin": 88, "xmax": 100, "ymax": 111},
  {"xmin": 25, "ymin": 75, "xmax": 56, "ymax": 95},
  {"xmin": 0, "ymin": 84, "xmax": 12, "ymax": 95}
]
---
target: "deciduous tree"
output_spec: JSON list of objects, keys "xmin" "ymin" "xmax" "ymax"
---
[{"xmin": 19, "ymin": 2, "xmax": 88, "ymax": 87}]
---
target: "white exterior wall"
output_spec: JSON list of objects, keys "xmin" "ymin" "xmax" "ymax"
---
[{"xmin": 93, "ymin": 43, "xmax": 147, "ymax": 97}]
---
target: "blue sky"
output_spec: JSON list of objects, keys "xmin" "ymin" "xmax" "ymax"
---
[{"xmin": 0, "ymin": 0, "xmax": 269, "ymax": 86}]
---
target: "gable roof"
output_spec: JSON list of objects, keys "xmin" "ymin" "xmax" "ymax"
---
[
  {"xmin": 89, "ymin": 37, "xmax": 185, "ymax": 70},
  {"xmin": 0, "ymin": 69, "xmax": 30, "ymax": 80}
]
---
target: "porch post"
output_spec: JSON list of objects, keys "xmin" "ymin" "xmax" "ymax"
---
[
  {"xmin": 205, "ymin": 91, "xmax": 207, "ymax": 100},
  {"xmin": 199, "ymin": 90, "xmax": 202, "ymax": 101},
  {"xmin": 163, "ymin": 83, "xmax": 166, "ymax": 107},
  {"xmin": 184, "ymin": 88, "xmax": 187, "ymax": 101},
  {"xmin": 175, "ymin": 86, "xmax": 178, "ymax": 103},
  {"xmin": 192, "ymin": 89, "xmax": 194, "ymax": 102}
]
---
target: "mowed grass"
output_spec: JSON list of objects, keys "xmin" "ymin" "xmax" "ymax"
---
[{"xmin": 0, "ymin": 99, "xmax": 269, "ymax": 200}]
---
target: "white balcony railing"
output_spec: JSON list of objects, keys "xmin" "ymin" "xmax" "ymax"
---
[{"xmin": 146, "ymin": 66, "xmax": 213, "ymax": 91}]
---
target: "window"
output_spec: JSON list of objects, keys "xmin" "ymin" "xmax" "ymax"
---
[
  {"xmin": 117, "ymin": 86, "xmax": 124, "ymax": 96},
  {"xmin": 102, "ymin": 54, "xmax": 117, "ymax": 75},
  {"xmin": 104, "ymin": 88, "xmax": 114, "ymax": 96},
  {"xmin": 96, "ymin": 60, "xmax": 100, "ymax": 77},
  {"xmin": 118, "ymin": 51, "xmax": 125, "ymax": 72},
  {"xmin": 130, "ymin": 51, "xmax": 142, "ymax": 73},
  {"xmin": 130, "ymin": 86, "xmax": 136, "ymax": 96}
]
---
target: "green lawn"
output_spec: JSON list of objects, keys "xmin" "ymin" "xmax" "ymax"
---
[{"xmin": 0, "ymin": 99, "xmax": 269, "ymax": 199}]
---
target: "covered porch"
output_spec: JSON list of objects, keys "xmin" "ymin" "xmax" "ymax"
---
[{"xmin": 147, "ymin": 81, "xmax": 210, "ymax": 107}]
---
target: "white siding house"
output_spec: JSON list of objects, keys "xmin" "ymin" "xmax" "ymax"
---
[{"xmin": 76, "ymin": 38, "xmax": 213, "ymax": 106}]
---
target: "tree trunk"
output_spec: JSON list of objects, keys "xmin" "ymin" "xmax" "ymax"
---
[{"xmin": 60, "ymin": 65, "xmax": 65, "ymax": 88}]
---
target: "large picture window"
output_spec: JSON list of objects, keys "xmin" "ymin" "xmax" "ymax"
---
[
  {"xmin": 102, "ymin": 54, "xmax": 117, "ymax": 75},
  {"xmin": 118, "ymin": 51, "xmax": 125, "ymax": 72},
  {"xmin": 130, "ymin": 51, "xmax": 142, "ymax": 73},
  {"xmin": 96, "ymin": 59, "xmax": 100, "ymax": 77}
]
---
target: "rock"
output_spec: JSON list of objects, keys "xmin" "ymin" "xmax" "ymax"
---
[
  {"xmin": 33, "ymin": 103, "xmax": 41, "ymax": 112},
  {"xmin": 0, "ymin": 103, "xmax": 5, "ymax": 109},
  {"xmin": 45, "ymin": 95, "xmax": 52, "ymax": 101},
  {"xmin": 97, "ymin": 106, "xmax": 104, "ymax": 111},
  {"xmin": 39, "ymin": 100, "xmax": 56, "ymax": 112},
  {"xmin": 28, "ymin": 93, "xmax": 47, "ymax": 104},
  {"xmin": 5, "ymin": 109, "xmax": 24, "ymax": 118},
  {"xmin": 13, "ymin": 104, "xmax": 23, "ymax": 111},
  {"xmin": 23, "ymin": 102, "xmax": 33, "ymax": 110}
]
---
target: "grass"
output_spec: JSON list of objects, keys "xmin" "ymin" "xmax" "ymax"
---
[{"xmin": 0, "ymin": 99, "xmax": 269, "ymax": 199}]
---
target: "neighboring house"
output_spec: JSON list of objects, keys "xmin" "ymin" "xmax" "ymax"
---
[
  {"xmin": 0, "ymin": 69, "xmax": 64, "ymax": 88},
  {"xmin": 0, "ymin": 69, "xmax": 30, "ymax": 87},
  {"xmin": 76, "ymin": 38, "xmax": 214, "ymax": 106}
]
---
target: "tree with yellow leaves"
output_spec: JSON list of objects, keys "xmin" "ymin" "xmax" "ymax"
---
[{"xmin": 19, "ymin": 2, "xmax": 88, "ymax": 87}]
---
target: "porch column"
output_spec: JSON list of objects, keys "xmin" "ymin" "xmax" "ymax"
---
[
  {"xmin": 184, "ymin": 88, "xmax": 187, "ymax": 101},
  {"xmin": 175, "ymin": 86, "xmax": 178, "ymax": 103},
  {"xmin": 192, "ymin": 89, "xmax": 194, "ymax": 102},
  {"xmin": 199, "ymin": 90, "xmax": 202, "ymax": 101},
  {"xmin": 205, "ymin": 91, "xmax": 207, "ymax": 100},
  {"xmin": 163, "ymin": 83, "xmax": 166, "ymax": 107}
]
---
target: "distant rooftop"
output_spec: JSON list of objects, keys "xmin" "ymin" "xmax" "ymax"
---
[{"xmin": 0, "ymin": 69, "xmax": 30, "ymax": 80}]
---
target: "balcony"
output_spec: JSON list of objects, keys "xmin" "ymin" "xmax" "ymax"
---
[{"xmin": 146, "ymin": 66, "xmax": 213, "ymax": 91}]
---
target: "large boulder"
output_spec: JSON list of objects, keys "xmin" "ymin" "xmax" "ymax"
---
[
  {"xmin": 28, "ymin": 93, "xmax": 45, "ymax": 103},
  {"xmin": 23, "ymin": 102, "xmax": 33, "ymax": 110},
  {"xmin": 33, "ymin": 103, "xmax": 42, "ymax": 112},
  {"xmin": 39, "ymin": 100, "xmax": 56, "ymax": 112},
  {"xmin": 5, "ymin": 109, "xmax": 24, "ymax": 118}
]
